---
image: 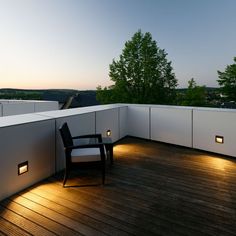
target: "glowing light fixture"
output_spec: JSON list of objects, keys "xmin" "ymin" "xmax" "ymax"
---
[
  {"xmin": 106, "ymin": 129, "xmax": 111, "ymax": 137},
  {"xmin": 215, "ymin": 135, "xmax": 224, "ymax": 144},
  {"xmin": 18, "ymin": 161, "xmax": 28, "ymax": 175}
]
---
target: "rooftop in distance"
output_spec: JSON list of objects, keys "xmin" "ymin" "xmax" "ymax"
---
[{"xmin": 0, "ymin": 99, "xmax": 59, "ymax": 117}]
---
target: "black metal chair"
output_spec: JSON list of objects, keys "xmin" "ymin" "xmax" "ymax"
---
[{"xmin": 59, "ymin": 122, "xmax": 106, "ymax": 187}]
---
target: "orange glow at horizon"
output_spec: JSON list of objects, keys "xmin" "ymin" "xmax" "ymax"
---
[{"xmin": 0, "ymin": 67, "xmax": 111, "ymax": 90}]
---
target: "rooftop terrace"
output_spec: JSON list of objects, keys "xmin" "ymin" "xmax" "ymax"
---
[
  {"xmin": 1, "ymin": 137, "xmax": 236, "ymax": 235},
  {"xmin": 0, "ymin": 103, "xmax": 236, "ymax": 235}
]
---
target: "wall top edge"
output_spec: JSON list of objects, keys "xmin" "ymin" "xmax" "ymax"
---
[
  {"xmin": 121, "ymin": 103, "xmax": 193, "ymax": 110},
  {"xmin": 0, "ymin": 113, "xmax": 54, "ymax": 128},
  {"xmin": 36, "ymin": 104, "xmax": 128, "ymax": 118},
  {"xmin": 120, "ymin": 103, "xmax": 236, "ymax": 112},
  {"xmin": 0, "ymin": 100, "xmax": 58, "ymax": 104},
  {"xmin": 192, "ymin": 107, "xmax": 236, "ymax": 113},
  {"xmin": 0, "ymin": 103, "xmax": 235, "ymax": 128}
]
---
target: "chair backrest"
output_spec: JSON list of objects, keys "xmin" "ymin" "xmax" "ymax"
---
[{"xmin": 59, "ymin": 122, "xmax": 73, "ymax": 148}]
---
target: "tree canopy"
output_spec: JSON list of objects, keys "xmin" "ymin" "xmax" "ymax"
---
[
  {"xmin": 180, "ymin": 78, "xmax": 207, "ymax": 106},
  {"xmin": 97, "ymin": 30, "xmax": 178, "ymax": 104},
  {"xmin": 217, "ymin": 57, "xmax": 236, "ymax": 101}
]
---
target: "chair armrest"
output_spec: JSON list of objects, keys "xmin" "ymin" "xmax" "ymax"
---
[
  {"xmin": 72, "ymin": 134, "xmax": 102, "ymax": 142},
  {"xmin": 66, "ymin": 142, "xmax": 104, "ymax": 151}
]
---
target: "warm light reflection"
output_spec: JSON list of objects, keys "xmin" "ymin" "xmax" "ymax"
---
[
  {"xmin": 113, "ymin": 144, "xmax": 127, "ymax": 152},
  {"xmin": 113, "ymin": 143, "xmax": 138, "ymax": 154},
  {"xmin": 209, "ymin": 157, "xmax": 228, "ymax": 171}
]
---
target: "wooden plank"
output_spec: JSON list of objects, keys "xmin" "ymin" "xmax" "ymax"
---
[
  {"xmin": 1, "ymin": 198, "xmax": 80, "ymax": 236},
  {"xmin": 0, "ymin": 205, "xmax": 54, "ymax": 236},
  {"xmin": 108, "ymin": 165, "xmax": 236, "ymax": 210},
  {"xmin": 117, "ymin": 155, "xmax": 236, "ymax": 185},
  {"xmin": 29, "ymin": 182, "xmax": 156, "ymax": 235},
  {"xmin": 46, "ymin": 177, "xmax": 209, "ymax": 236},
  {"xmin": 46, "ymin": 178, "xmax": 181, "ymax": 235},
  {"xmin": 105, "ymin": 175, "xmax": 236, "ymax": 234},
  {"xmin": 10, "ymin": 194, "xmax": 106, "ymax": 236},
  {"xmin": 107, "ymin": 174, "xmax": 235, "ymax": 221},
  {"xmin": 0, "ymin": 231, "xmax": 6, "ymax": 236},
  {"xmin": 112, "ymin": 161, "xmax": 236, "ymax": 193},
  {"xmin": 64, "ymin": 179, "xmax": 235, "ymax": 236},
  {"xmin": 0, "ymin": 217, "xmax": 30, "ymax": 236},
  {"xmin": 19, "ymin": 190, "xmax": 131, "ymax": 236},
  {"xmin": 114, "ymin": 152, "xmax": 236, "ymax": 186},
  {"xmin": 28, "ymin": 185, "xmax": 133, "ymax": 236}
]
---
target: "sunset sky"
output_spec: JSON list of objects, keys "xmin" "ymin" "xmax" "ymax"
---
[{"xmin": 0, "ymin": 0, "xmax": 236, "ymax": 89}]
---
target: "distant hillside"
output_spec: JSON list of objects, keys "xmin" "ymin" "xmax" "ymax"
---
[
  {"xmin": 0, "ymin": 88, "xmax": 99, "ymax": 108},
  {"xmin": 0, "ymin": 88, "xmax": 78, "ymax": 101},
  {"xmin": 1, "ymin": 87, "xmax": 225, "ymax": 108}
]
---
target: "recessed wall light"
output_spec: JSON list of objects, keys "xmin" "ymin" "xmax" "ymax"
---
[
  {"xmin": 215, "ymin": 135, "xmax": 224, "ymax": 144},
  {"xmin": 106, "ymin": 129, "xmax": 111, "ymax": 137},
  {"xmin": 18, "ymin": 161, "xmax": 28, "ymax": 175}
]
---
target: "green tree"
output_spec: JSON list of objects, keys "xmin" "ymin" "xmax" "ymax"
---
[
  {"xmin": 181, "ymin": 78, "xmax": 207, "ymax": 106},
  {"xmin": 217, "ymin": 57, "xmax": 236, "ymax": 101},
  {"xmin": 96, "ymin": 85, "xmax": 115, "ymax": 104},
  {"xmin": 97, "ymin": 30, "xmax": 177, "ymax": 104}
]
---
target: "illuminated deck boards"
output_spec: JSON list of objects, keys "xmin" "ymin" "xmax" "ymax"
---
[{"xmin": 0, "ymin": 137, "xmax": 236, "ymax": 236}]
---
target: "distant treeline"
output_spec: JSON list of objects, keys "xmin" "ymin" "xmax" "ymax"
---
[
  {"xmin": 0, "ymin": 89, "xmax": 99, "ymax": 108},
  {"xmin": 1, "ymin": 87, "xmax": 230, "ymax": 108},
  {"xmin": 0, "ymin": 88, "xmax": 78, "ymax": 102}
]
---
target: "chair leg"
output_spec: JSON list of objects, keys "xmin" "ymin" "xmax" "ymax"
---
[
  {"xmin": 63, "ymin": 167, "xmax": 69, "ymax": 187},
  {"xmin": 102, "ymin": 169, "xmax": 105, "ymax": 185},
  {"xmin": 110, "ymin": 146, "xmax": 113, "ymax": 165},
  {"xmin": 102, "ymin": 160, "xmax": 105, "ymax": 185}
]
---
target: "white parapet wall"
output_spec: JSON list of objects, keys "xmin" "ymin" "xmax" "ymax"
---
[
  {"xmin": 193, "ymin": 108, "xmax": 236, "ymax": 157},
  {"xmin": 0, "ymin": 100, "xmax": 59, "ymax": 116},
  {"xmin": 125, "ymin": 104, "xmax": 193, "ymax": 147},
  {"xmin": 0, "ymin": 114, "xmax": 55, "ymax": 201},
  {"xmin": 127, "ymin": 105, "xmax": 150, "ymax": 139},
  {"xmin": 119, "ymin": 106, "xmax": 128, "ymax": 138},
  {"xmin": 150, "ymin": 106, "xmax": 193, "ymax": 147},
  {"xmin": 125, "ymin": 104, "xmax": 236, "ymax": 157},
  {"xmin": 96, "ymin": 108, "xmax": 119, "ymax": 142}
]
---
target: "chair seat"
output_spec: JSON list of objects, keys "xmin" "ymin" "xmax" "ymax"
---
[{"xmin": 71, "ymin": 148, "xmax": 101, "ymax": 163}]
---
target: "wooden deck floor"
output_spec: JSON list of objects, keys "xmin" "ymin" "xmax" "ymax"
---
[{"xmin": 1, "ymin": 137, "xmax": 236, "ymax": 236}]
